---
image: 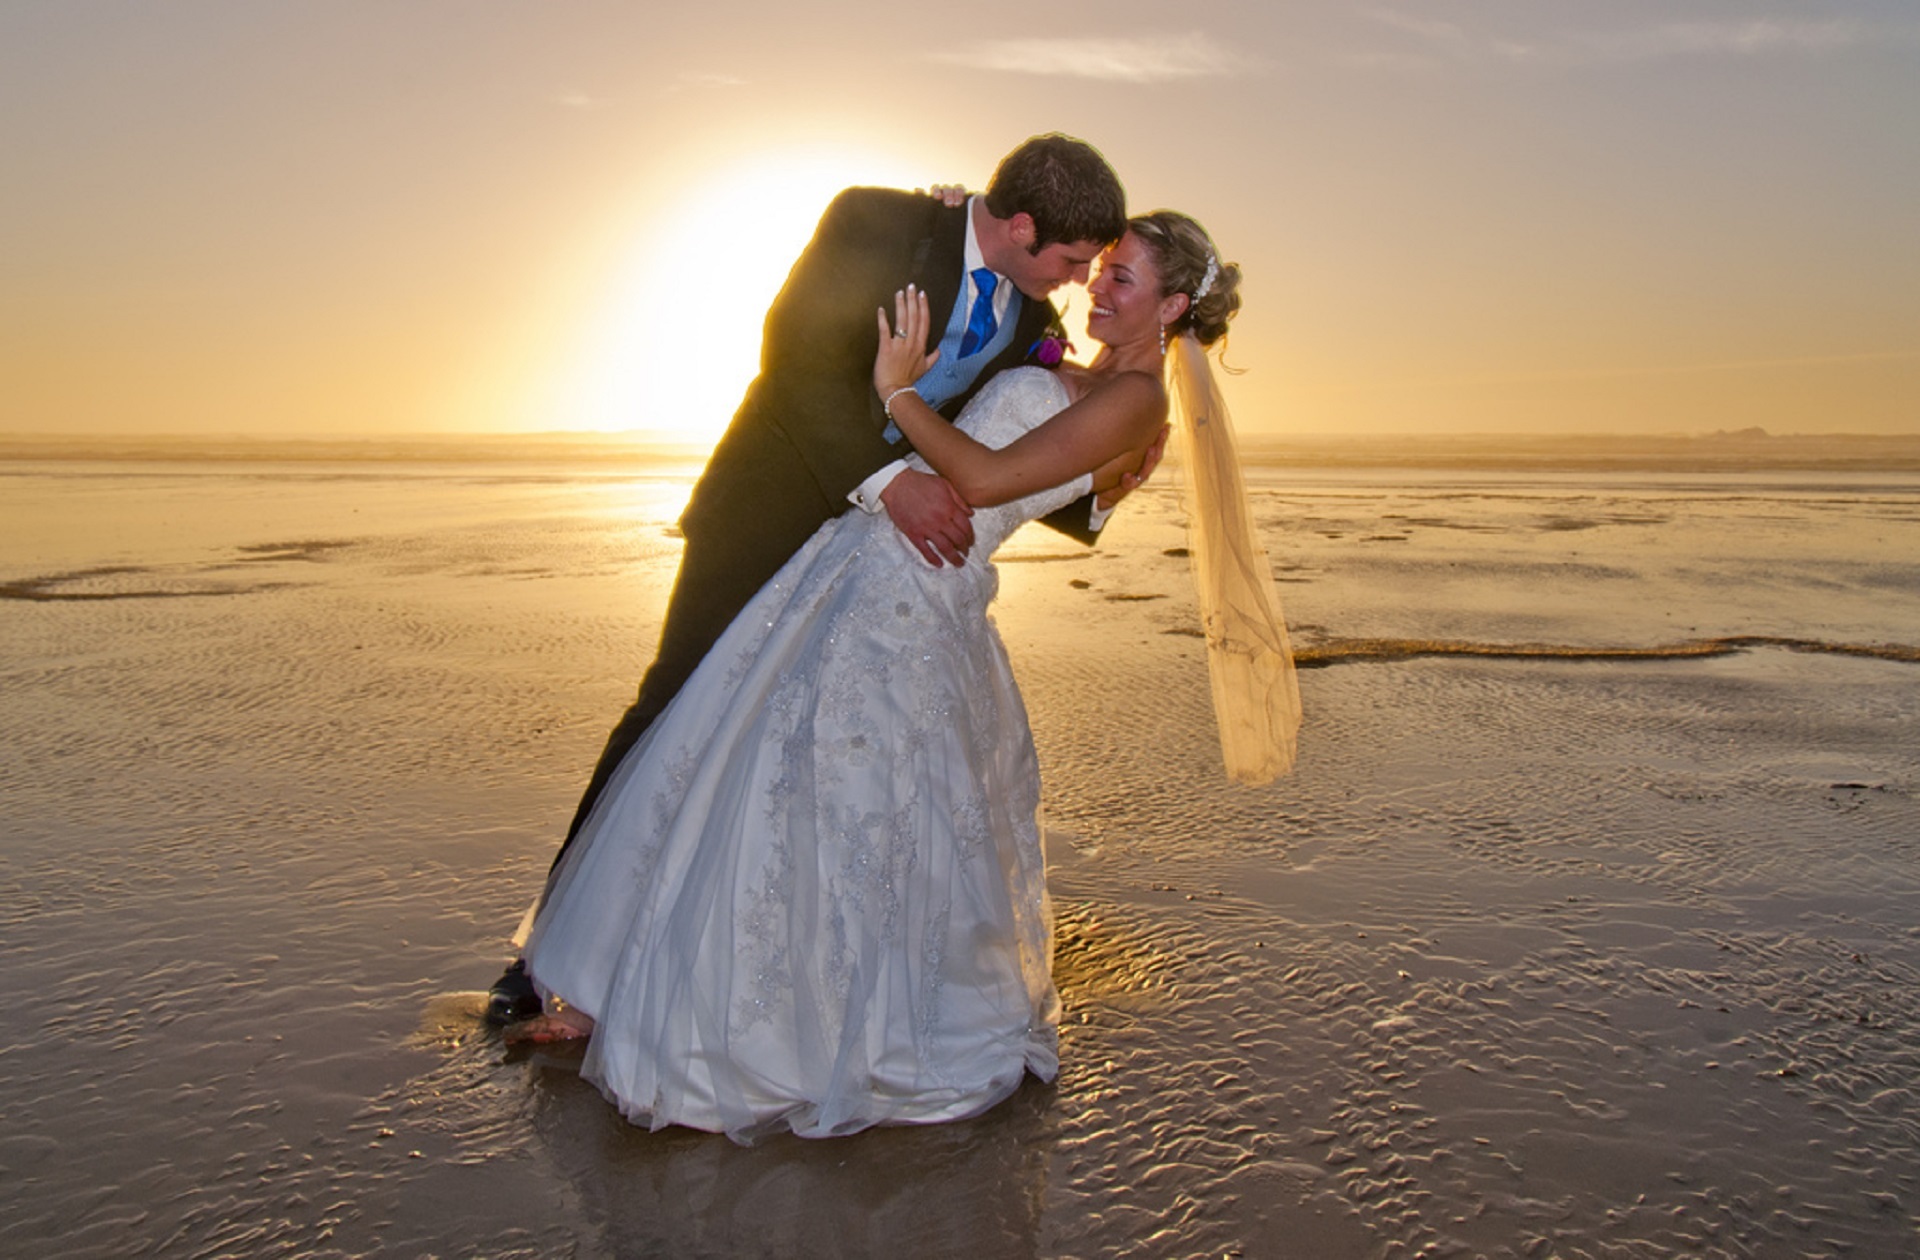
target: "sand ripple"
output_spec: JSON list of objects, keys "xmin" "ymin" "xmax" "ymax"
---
[{"xmin": 4, "ymin": 460, "xmax": 1918, "ymax": 1257}]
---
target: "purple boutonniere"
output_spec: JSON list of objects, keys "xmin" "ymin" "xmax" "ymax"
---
[{"xmin": 1026, "ymin": 334, "xmax": 1073, "ymax": 367}]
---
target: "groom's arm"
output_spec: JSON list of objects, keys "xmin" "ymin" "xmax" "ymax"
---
[{"xmin": 1034, "ymin": 494, "xmax": 1103, "ymax": 547}]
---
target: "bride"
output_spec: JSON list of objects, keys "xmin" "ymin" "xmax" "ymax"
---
[{"xmin": 510, "ymin": 211, "xmax": 1298, "ymax": 1143}]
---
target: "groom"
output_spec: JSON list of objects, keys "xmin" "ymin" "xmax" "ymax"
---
[{"xmin": 488, "ymin": 134, "xmax": 1130, "ymax": 1023}]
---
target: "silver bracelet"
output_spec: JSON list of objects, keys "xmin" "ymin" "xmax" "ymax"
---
[{"xmin": 883, "ymin": 385, "xmax": 918, "ymax": 420}]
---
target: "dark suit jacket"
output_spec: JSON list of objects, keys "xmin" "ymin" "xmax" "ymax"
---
[{"xmin": 681, "ymin": 188, "xmax": 1098, "ymax": 557}]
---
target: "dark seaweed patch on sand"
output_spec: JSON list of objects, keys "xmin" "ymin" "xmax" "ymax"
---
[
  {"xmin": 0, "ymin": 566, "xmax": 285, "ymax": 601},
  {"xmin": 234, "ymin": 539, "xmax": 356, "ymax": 563}
]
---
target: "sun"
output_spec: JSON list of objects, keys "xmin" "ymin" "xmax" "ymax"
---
[{"xmin": 552, "ymin": 145, "xmax": 931, "ymax": 444}]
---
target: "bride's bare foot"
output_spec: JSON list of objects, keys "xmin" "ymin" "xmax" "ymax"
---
[{"xmin": 502, "ymin": 1007, "xmax": 595, "ymax": 1046}]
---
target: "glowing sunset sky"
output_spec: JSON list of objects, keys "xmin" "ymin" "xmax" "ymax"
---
[{"xmin": 3, "ymin": 2, "xmax": 1915, "ymax": 441}]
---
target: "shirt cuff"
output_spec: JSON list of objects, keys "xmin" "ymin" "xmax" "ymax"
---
[
  {"xmin": 1087, "ymin": 496, "xmax": 1115, "ymax": 533},
  {"xmin": 849, "ymin": 460, "xmax": 909, "ymax": 514}
]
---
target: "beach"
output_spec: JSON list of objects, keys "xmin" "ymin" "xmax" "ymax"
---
[{"xmin": 3, "ymin": 438, "xmax": 1917, "ymax": 1259}]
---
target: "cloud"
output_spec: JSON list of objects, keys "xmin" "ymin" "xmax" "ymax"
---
[
  {"xmin": 930, "ymin": 32, "xmax": 1255, "ymax": 83},
  {"xmin": 664, "ymin": 72, "xmax": 746, "ymax": 94},
  {"xmin": 1368, "ymin": 10, "xmax": 1470, "ymax": 49},
  {"xmin": 1350, "ymin": 9, "xmax": 1536, "ymax": 68},
  {"xmin": 559, "ymin": 72, "xmax": 744, "ymax": 107},
  {"xmin": 1362, "ymin": 10, "xmax": 1890, "ymax": 67},
  {"xmin": 1571, "ymin": 20, "xmax": 1865, "ymax": 61}
]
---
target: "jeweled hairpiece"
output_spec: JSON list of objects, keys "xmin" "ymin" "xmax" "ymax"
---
[{"xmin": 1193, "ymin": 252, "xmax": 1219, "ymax": 301}]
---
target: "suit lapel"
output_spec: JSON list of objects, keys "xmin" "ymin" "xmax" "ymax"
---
[
  {"xmin": 985, "ymin": 291, "xmax": 1056, "ymax": 374},
  {"xmin": 916, "ymin": 203, "xmax": 968, "ymax": 342},
  {"xmin": 1009, "ymin": 289, "xmax": 1054, "ymax": 347}
]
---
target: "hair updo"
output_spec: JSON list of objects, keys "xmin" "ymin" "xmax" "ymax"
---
[{"xmin": 1127, "ymin": 210, "xmax": 1242, "ymax": 347}]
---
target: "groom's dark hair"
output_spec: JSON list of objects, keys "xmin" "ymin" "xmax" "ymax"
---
[{"xmin": 984, "ymin": 134, "xmax": 1127, "ymax": 252}]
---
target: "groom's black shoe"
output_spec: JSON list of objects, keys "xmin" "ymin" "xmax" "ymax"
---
[{"xmin": 485, "ymin": 959, "xmax": 542, "ymax": 1025}]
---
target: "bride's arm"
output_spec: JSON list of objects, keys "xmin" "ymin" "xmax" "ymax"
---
[{"xmin": 874, "ymin": 287, "xmax": 1165, "ymax": 507}]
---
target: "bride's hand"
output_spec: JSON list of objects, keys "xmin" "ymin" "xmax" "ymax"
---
[
  {"xmin": 874, "ymin": 285, "xmax": 940, "ymax": 397},
  {"xmin": 1094, "ymin": 423, "xmax": 1169, "ymax": 511}
]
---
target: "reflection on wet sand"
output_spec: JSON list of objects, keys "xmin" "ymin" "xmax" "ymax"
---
[{"xmin": 520, "ymin": 1049, "xmax": 1057, "ymax": 1260}]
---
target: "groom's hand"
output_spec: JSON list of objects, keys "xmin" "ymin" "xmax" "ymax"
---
[{"xmin": 882, "ymin": 470, "xmax": 974, "ymax": 567}]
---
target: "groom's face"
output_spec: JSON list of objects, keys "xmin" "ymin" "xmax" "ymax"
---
[
  {"xmin": 1003, "ymin": 238, "xmax": 1102, "ymax": 301},
  {"xmin": 999, "ymin": 212, "xmax": 1101, "ymax": 300}
]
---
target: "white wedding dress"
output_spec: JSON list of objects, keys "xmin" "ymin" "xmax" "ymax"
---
[{"xmin": 522, "ymin": 368, "xmax": 1088, "ymax": 1143}]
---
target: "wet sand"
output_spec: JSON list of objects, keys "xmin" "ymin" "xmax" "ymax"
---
[{"xmin": 3, "ymin": 443, "xmax": 1917, "ymax": 1258}]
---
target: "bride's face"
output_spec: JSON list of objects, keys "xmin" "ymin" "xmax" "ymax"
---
[{"xmin": 1085, "ymin": 232, "xmax": 1169, "ymax": 348}]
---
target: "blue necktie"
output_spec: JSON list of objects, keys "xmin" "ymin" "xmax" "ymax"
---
[{"xmin": 958, "ymin": 268, "xmax": 998, "ymax": 358}]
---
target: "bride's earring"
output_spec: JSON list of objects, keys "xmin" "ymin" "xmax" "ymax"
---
[{"xmin": 1157, "ymin": 322, "xmax": 1167, "ymax": 356}]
